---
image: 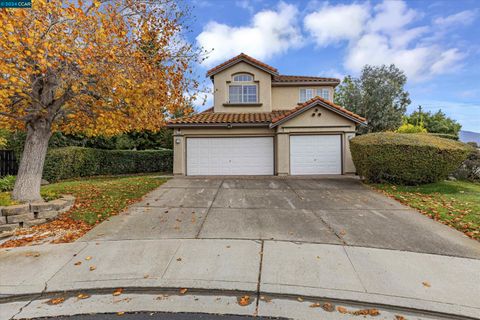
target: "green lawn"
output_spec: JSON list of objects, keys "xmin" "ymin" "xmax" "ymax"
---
[
  {"xmin": 41, "ymin": 174, "xmax": 168, "ymax": 224},
  {"xmin": 371, "ymin": 180, "xmax": 480, "ymax": 241},
  {"xmin": 0, "ymin": 174, "xmax": 168, "ymax": 247}
]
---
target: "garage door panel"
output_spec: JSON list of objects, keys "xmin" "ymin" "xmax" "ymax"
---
[
  {"xmin": 187, "ymin": 137, "xmax": 273, "ymax": 175},
  {"xmin": 290, "ymin": 135, "xmax": 341, "ymax": 175}
]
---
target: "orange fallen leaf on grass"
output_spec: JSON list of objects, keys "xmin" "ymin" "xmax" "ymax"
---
[
  {"xmin": 238, "ymin": 295, "xmax": 250, "ymax": 306},
  {"xmin": 77, "ymin": 293, "xmax": 90, "ymax": 299},
  {"xmin": 179, "ymin": 288, "xmax": 188, "ymax": 294},
  {"xmin": 47, "ymin": 297, "xmax": 65, "ymax": 305},
  {"xmin": 113, "ymin": 288, "xmax": 123, "ymax": 296}
]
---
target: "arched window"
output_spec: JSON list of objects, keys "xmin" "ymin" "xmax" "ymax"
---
[
  {"xmin": 229, "ymin": 74, "xmax": 257, "ymax": 103},
  {"xmin": 233, "ymin": 74, "xmax": 253, "ymax": 82}
]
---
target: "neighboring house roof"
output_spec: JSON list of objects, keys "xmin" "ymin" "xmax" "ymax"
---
[
  {"xmin": 168, "ymin": 97, "xmax": 366, "ymax": 127},
  {"xmin": 206, "ymin": 53, "xmax": 279, "ymax": 77},
  {"xmin": 168, "ymin": 110, "xmax": 290, "ymax": 127},
  {"xmin": 270, "ymin": 96, "xmax": 367, "ymax": 127},
  {"xmin": 272, "ymin": 75, "xmax": 340, "ymax": 86},
  {"xmin": 200, "ymin": 106, "xmax": 214, "ymax": 113}
]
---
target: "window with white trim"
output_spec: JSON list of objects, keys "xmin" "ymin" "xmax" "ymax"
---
[
  {"xmin": 228, "ymin": 74, "xmax": 258, "ymax": 103},
  {"xmin": 233, "ymin": 74, "xmax": 253, "ymax": 82},
  {"xmin": 299, "ymin": 88, "xmax": 330, "ymax": 103}
]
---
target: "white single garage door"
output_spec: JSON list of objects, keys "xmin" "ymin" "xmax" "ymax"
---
[
  {"xmin": 187, "ymin": 137, "xmax": 274, "ymax": 175},
  {"xmin": 290, "ymin": 135, "xmax": 341, "ymax": 175}
]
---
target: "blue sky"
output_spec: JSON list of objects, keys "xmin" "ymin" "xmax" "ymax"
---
[{"xmin": 186, "ymin": 0, "xmax": 480, "ymax": 132}]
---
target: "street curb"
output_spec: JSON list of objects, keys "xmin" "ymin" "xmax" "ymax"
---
[{"xmin": 1, "ymin": 286, "xmax": 479, "ymax": 320}]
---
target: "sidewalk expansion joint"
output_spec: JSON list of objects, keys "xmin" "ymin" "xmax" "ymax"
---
[
  {"xmin": 195, "ymin": 179, "xmax": 223, "ymax": 238},
  {"xmin": 254, "ymin": 240, "xmax": 265, "ymax": 315}
]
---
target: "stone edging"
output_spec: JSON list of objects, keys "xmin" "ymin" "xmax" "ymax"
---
[{"xmin": 0, "ymin": 195, "xmax": 75, "ymax": 237}]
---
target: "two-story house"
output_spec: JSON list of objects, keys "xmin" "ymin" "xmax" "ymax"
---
[{"xmin": 167, "ymin": 53, "xmax": 366, "ymax": 176}]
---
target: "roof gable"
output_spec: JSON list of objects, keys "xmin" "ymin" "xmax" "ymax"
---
[
  {"xmin": 206, "ymin": 53, "xmax": 278, "ymax": 78},
  {"xmin": 270, "ymin": 97, "xmax": 367, "ymax": 128}
]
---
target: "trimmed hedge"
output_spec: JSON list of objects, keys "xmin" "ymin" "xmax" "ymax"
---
[
  {"xmin": 350, "ymin": 133, "xmax": 473, "ymax": 185},
  {"xmin": 43, "ymin": 147, "xmax": 173, "ymax": 182},
  {"xmin": 427, "ymin": 133, "xmax": 459, "ymax": 140}
]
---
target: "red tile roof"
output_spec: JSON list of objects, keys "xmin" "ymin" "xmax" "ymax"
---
[
  {"xmin": 272, "ymin": 75, "xmax": 340, "ymax": 84},
  {"xmin": 201, "ymin": 106, "xmax": 214, "ymax": 113},
  {"xmin": 206, "ymin": 53, "xmax": 278, "ymax": 77},
  {"xmin": 271, "ymin": 96, "xmax": 366, "ymax": 125},
  {"xmin": 168, "ymin": 110, "xmax": 290, "ymax": 126}
]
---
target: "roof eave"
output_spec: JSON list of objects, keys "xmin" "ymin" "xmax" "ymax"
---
[
  {"xmin": 206, "ymin": 59, "xmax": 279, "ymax": 78},
  {"xmin": 271, "ymin": 81, "xmax": 341, "ymax": 87},
  {"xmin": 167, "ymin": 122, "xmax": 271, "ymax": 128}
]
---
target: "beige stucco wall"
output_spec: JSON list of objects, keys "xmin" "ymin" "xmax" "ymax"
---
[
  {"xmin": 277, "ymin": 105, "xmax": 355, "ymax": 130},
  {"xmin": 213, "ymin": 62, "xmax": 272, "ymax": 113},
  {"xmin": 271, "ymin": 86, "xmax": 335, "ymax": 110}
]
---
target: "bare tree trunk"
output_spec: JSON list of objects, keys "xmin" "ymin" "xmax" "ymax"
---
[{"xmin": 12, "ymin": 119, "xmax": 52, "ymax": 203}]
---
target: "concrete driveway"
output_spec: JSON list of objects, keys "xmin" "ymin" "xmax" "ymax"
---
[{"xmin": 83, "ymin": 177, "xmax": 480, "ymax": 259}]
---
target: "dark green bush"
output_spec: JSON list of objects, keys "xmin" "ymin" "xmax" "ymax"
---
[
  {"xmin": 350, "ymin": 133, "xmax": 473, "ymax": 185},
  {"xmin": 427, "ymin": 133, "xmax": 459, "ymax": 140},
  {"xmin": 43, "ymin": 147, "xmax": 173, "ymax": 182},
  {"xmin": 452, "ymin": 147, "xmax": 480, "ymax": 182}
]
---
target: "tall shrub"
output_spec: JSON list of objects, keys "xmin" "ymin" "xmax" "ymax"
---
[{"xmin": 350, "ymin": 133, "xmax": 472, "ymax": 185}]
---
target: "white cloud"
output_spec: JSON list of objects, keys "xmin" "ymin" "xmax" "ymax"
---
[
  {"xmin": 304, "ymin": 0, "xmax": 467, "ymax": 81},
  {"xmin": 368, "ymin": 0, "xmax": 418, "ymax": 34},
  {"xmin": 389, "ymin": 26, "xmax": 429, "ymax": 48},
  {"xmin": 235, "ymin": 0, "xmax": 254, "ymax": 13},
  {"xmin": 196, "ymin": 2, "xmax": 303, "ymax": 67},
  {"xmin": 430, "ymin": 48, "xmax": 464, "ymax": 75},
  {"xmin": 304, "ymin": 3, "xmax": 369, "ymax": 46},
  {"xmin": 434, "ymin": 10, "xmax": 477, "ymax": 27}
]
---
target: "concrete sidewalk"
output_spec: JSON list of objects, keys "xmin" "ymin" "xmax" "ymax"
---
[{"xmin": 1, "ymin": 239, "xmax": 479, "ymax": 319}]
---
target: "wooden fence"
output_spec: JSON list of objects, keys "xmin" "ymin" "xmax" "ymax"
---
[{"xmin": 0, "ymin": 150, "xmax": 18, "ymax": 177}]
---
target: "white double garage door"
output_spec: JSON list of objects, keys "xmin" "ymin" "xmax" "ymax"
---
[{"xmin": 186, "ymin": 135, "xmax": 341, "ymax": 176}]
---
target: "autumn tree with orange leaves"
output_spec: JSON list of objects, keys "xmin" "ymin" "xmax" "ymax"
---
[{"xmin": 0, "ymin": 0, "xmax": 200, "ymax": 202}]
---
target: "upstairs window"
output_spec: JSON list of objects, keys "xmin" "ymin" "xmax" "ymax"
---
[
  {"xmin": 229, "ymin": 74, "xmax": 257, "ymax": 103},
  {"xmin": 233, "ymin": 74, "xmax": 253, "ymax": 82},
  {"xmin": 299, "ymin": 88, "xmax": 330, "ymax": 103}
]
